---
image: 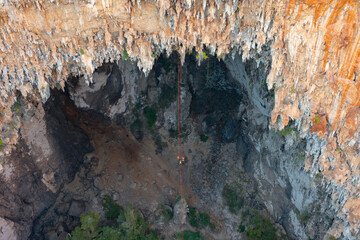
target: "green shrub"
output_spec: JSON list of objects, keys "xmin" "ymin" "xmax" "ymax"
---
[
  {"xmin": 175, "ymin": 196, "xmax": 181, "ymax": 205},
  {"xmin": 117, "ymin": 206, "xmax": 160, "ymax": 240},
  {"xmin": 68, "ymin": 212, "xmax": 101, "ymax": 240},
  {"xmin": 80, "ymin": 48, "xmax": 85, "ymax": 55},
  {"xmin": 156, "ymin": 205, "xmax": 173, "ymax": 222},
  {"xmin": 222, "ymin": 184, "xmax": 244, "ymax": 214},
  {"xmin": 144, "ymin": 107, "xmax": 157, "ymax": 130},
  {"xmin": 298, "ymin": 210, "xmax": 310, "ymax": 224},
  {"xmin": 187, "ymin": 207, "xmax": 213, "ymax": 229},
  {"xmin": 117, "ymin": 206, "xmax": 147, "ymax": 239},
  {"xmin": 199, "ymin": 134, "xmax": 209, "ymax": 142},
  {"xmin": 313, "ymin": 116, "xmax": 320, "ymax": 124},
  {"xmin": 198, "ymin": 212, "xmax": 210, "ymax": 227},
  {"xmin": 68, "ymin": 206, "xmax": 160, "ymax": 240},
  {"xmin": 122, "ymin": 49, "xmax": 129, "ymax": 60},
  {"xmin": 8, "ymin": 121, "xmax": 16, "ymax": 130},
  {"xmin": 247, "ymin": 214, "xmax": 277, "ymax": 240},
  {"xmin": 238, "ymin": 224, "xmax": 246, "ymax": 233},
  {"xmin": 130, "ymin": 119, "xmax": 142, "ymax": 129},
  {"xmin": 209, "ymin": 222, "xmax": 216, "ymax": 230},
  {"xmin": 11, "ymin": 102, "xmax": 21, "ymax": 116},
  {"xmin": 97, "ymin": 226, "xmax": 121, "ymax": 240},
  {"xmin": 0, "ymin": 139, "xmax": 2, "ymax": 152},
  {"xmin": 188, "ymin": 207, "xmax": 199, "ymax": 228},
  {"xmin": 280, "ymin": 127, "xmax": 293, "ymax": 136},
  {"xmin": 175, "ymin": 231, "xmax": 205, "ymax": 240},
  {"xmin": 102, "ymin": 195, "xmax": 123, "ymax": 220},
  {"xmin": 242, "ymin": 210, "xmax": 250, "ymax": 218},
  {"xmin": 329, "ymin": 236, "xmax": 337, "ymax": 240}
]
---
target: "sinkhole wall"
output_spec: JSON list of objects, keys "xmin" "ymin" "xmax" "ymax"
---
[{"xmin": 0, "ymin": 0, "xmax": 360, "ymax": 236}]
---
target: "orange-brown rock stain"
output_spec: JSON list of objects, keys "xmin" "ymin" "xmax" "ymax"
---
[
  {"xmin": 309, "ymin": 115, "xmax": 327, "ymax": 136},
  {"xmin": 286, "ymin": 0, "xmax": 360, "ymax": 137}
]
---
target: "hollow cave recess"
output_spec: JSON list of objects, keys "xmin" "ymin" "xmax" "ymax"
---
[{"xmin": 6, "ymin": 51, "xmax": 336, "ymax": 240}]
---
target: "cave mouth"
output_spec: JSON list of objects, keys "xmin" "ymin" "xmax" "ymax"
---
[{"xmin": 29, "ymin": 50, "xmax": 332, "ymax": 240}]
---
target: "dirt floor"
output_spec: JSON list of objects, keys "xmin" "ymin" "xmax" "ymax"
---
[{"xmin": 59, "ymin": 100, "xmax": 221, "ymax": 239}]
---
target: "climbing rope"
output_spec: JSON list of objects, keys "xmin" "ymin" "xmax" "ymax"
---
[{"xmin": 177, "ymin": 47, "xmax": 185, "ymax": 240}]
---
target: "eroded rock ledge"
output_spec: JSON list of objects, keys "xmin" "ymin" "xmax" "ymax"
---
[{"xmin": 1, "ymin": 0, "xmax": 360, "ymax": 237}]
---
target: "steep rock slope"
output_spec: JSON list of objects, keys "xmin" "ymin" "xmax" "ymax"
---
[{"xmin": 0, "ymin": 0, "xmax": 360, "ymax": 237}]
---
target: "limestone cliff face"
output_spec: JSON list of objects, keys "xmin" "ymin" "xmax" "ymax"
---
[{"xmin": 1, "ymin": 0, "xmax": 360, "ymax": 236}]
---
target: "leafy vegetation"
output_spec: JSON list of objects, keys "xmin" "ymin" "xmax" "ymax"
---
[
  {"xmin": 313, "ymin": 116, "xmax": 320, "ymax": 124},
  {"xmin": 292, "ymin": 150, "xmax": 306, "ymax": 166},
  {"xmin": 296, "ymin": 209, "xmax": 311, "ymax": 224},
  {"xmin": 11, "ymin": 102, "xmax": 22, "ymax": 116},
  {"xmin": 202, "ymin": 52, "xmax": 209, "ymax": 60},
  {"xmin": 155, "ymin": 205, "xmax": 173, "ymax": 222},
  {"xmin": 199, "ymin": 134, "xmax": 209, "ymax": 142},
  {"xmin": 67, "ymin": 206, "xmax": 160, "ymax": 240},
  {"xmin": 222, "ymin": 184, "xmax": 244, "ymax": 214},
  {"xmin": 79, "ymin": 48, "xmax": 85, "ymax": 55},
  {"xmin": 0, "ymin": 139, "xmax": 2, "ymax": 152},
  {"xmin": 117, "ymin": 206, "xmax": 159, "ymax": 240},
  {"xmin": 102, "ymin": 195, "xmax": 123, "ymax": 220},
  {"xmin": 144, "ymin": 107, "xmax": 157, "ymax": 130},
  {"xmin": 175, "ymin": 196, "xmax": 181, "ymax": 205},
  {"xmin": 242, "ymin": 210, "xmax": 250, "ymax": 218},
  {"xmin": 130, "ymin": 119, "xmax": 142, "ymax": 130},
  {"xmin": 239, "ymin": 209, "xmax": 286, "ymax": 240},
  {"xmin": 122, "ymin": 49, "xmax": 129, "ymax": 60},
  {"xmin": 68, "ymin": 212, "xmax": 101, "ymax": 240},
  {"xmin": 186, "ymin": 206, "xmax": 216, "ymax": 231},
  {"xmin": 280, "ymin": 127, "xmax": 294, "ymax": 136},
  {"xmin": 56, "ymin": 82, "xmax": 62, "ymax": 90},
  {"xmin": 175, "ymin": 231, "xmax": 205, "ymax": 240},
  {"xmin": 246, "ymin": 213, "xmax": 278, "ymax": 240},
  {"xmin": 8, "ymin": 121, "xmax": 16, "ymax": 130},
  {"xmin": 238, "ymin": 224, "xmax": 246, "ymax": 233}
]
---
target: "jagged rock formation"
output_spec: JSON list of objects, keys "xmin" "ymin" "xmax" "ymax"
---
[
  {"xmin": 1, "ymin": 0, "xmax": 360, "ymax": 238},
  {"xmin": 20, "ymin": 54, "xmax": 333, "ymax": 240}
]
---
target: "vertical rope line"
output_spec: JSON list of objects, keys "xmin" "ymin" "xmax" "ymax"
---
[
  {"xmin": 177, "ymin": 46, "xmax": 184, "ymax": 240},
  {"xmin": 177, "ymin": 49, "xmax": 181, "ymax": 159}
]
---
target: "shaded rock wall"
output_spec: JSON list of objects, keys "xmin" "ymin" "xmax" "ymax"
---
[{"xmin": 0, "ymin": 90, "xmax": 93, "ymax": 239}]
